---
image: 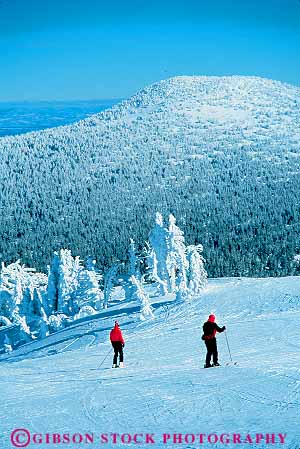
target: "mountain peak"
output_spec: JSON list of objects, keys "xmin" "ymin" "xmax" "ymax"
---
[{"xmin": 80, "ymin": 74, "xmax": 298, "ymax": 130}]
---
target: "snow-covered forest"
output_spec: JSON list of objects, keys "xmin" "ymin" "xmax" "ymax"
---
[
  {"xmin": 0, "ymin": 213, "xmax": 207, "ymax": 353},
  {"xmin": 0, "ymin": 76, "xmax": 299, "ymax": 277}
]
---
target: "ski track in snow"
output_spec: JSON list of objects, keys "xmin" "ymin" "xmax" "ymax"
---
[{"xmin": 1, "ymin": 277, "xmax": 300, "ymax": 449}]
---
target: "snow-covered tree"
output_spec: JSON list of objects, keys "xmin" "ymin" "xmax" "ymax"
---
[
  {"xmin": 167, "ymin": 214, "xmax": 189, "ymax": 293},
  {"xmin": 37, "ymin": 318, "xmax": 50, "ymax": 339},
  {"xmin": 30, "ymin": 289, "xmax": 49, "ymax": 338},
  {"xmin": 75, "ymin": 268, "xmax": 103, "ymax": 311},
  {"xmin": 0, "ymin": 261, "xmax": 46, "ymax": 343},
  {"xmin": 128, "ymin": 238, "xmax": 141, "ymax": 278},
  {"xmin": 46, "ymin": 252, "xmax": 60, "ymax": 314},
  {"xmin": 32, "ymin": 288, "xmax": 48, "ymax": 320},
  {"xmin": 47, "ymin": 250, "xmax": 81, "ymax": 316},
  {"xmin": 129, "ymin": 275, "xmax": 154, "ymax": 321},
  {"xmin": 10, "ymin": 280, "xmax": 23, "ymax": 320},
  {"xmin": 18, "ymin": 286, "xmax": 34, "ymax": 319},
  {"xmin": 0, "ymin": 261, "xmax": 41, "ymax": 320},
  {"xmin": 123, "ymin": 239, "xmax": 142, "ymax": 301},
  {"xmin": 13, "ymin": 314, "xmax": 32, "ymax": 343},
  {"xmin": 148, "ymin": 213, "xmax": 191, "ymax": 297},
  {"xmin": 18, "ymin": 286, "xmax": 48, "ymax": 337},
  {"xmin": 0, "ymin": 316, "xmax": 12, "ymax": 327},
  {"xmin": 148, "ymin": 212, "xmax": 170, "ymax": 294},
  {"xmin": 103, "ymin": 263, "xmax": 120, "ymax": 309},
  {"xmin": 186, "ymin": 245, "xmax": 207, "ymax": 295}
]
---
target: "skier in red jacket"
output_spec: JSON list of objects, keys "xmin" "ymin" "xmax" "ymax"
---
[
  {"xmin": 110, "ymin": 321, "xmax": 125, "ymax": 368},
  {"xmin": 202, "ymin": 314, "xmax": 225, "ymax": 368}
]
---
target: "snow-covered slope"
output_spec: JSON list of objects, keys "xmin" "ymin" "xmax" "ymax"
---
[
  {"xmin": 1, "ymin": 277, "xmax": 300, "ymax": 449},
  {"xmin": 0, "ymin": 76, "xmax": 299, "ymax": 277}
]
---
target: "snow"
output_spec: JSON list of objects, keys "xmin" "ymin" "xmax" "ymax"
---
[
  {"xmin": 183, "ymin": 105, "xmax": 251, "ymax": 123},
  {"xmin": 1, "ymin": 276, "xmax": 300, "ymax": 448},
  {"xmin": 293, "ymin": 255, "xmax": 300, "ymax": 264}
]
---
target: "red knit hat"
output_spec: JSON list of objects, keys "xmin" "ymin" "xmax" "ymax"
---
[{"xmin": 208, "ymin": 314, "xmax": 215, "ymax": 322}]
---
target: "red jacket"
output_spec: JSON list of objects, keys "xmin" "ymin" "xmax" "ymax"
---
[
  {"xmin": 202, "ymin": 315, "xmax": 225, "ymax": 340},
  {"xmin": 110, "ymin": 325, "xmax": 125, "ymax": 345}
]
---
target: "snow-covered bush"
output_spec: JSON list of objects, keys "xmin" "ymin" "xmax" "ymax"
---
[
  {"xmin": 48, "ymin": 314, "xmax": 69, "ymax": 333},
  {"xmin": 74, "ymin": 305, "xmax": 97, "ymax": 320},
  {"xmin": 4, "ymin": 335, "xmax": 12, "ymax": 353}
]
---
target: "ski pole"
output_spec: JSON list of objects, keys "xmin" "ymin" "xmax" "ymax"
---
[
  {"xmin": 224, "ymin": 331, "xmax": 233, "ymax": 363},
  {"xmin": 98, "ymin": 347, "xmax": 113, "ymax": 369}
]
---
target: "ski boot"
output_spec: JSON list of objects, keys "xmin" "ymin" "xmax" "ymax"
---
[
  {"xmin": 204, "ymin": 363, "xmax": 213, "ymax": 368},
  {"xmin": 119, "ymin": 362, "xmax": 124, "ymax": 368},
  {"xmin": 213, "ymin": 362, "xmax": 220, "ymax": 367}
]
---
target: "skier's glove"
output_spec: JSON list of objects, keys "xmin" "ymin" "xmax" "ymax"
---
[
  {"xmin": 122, "ymin": 343, "xmax": 125, "ymax": 348},
  {"xmin": 222, "ymin": 326, "xmax": 226, "ymax": 331}
]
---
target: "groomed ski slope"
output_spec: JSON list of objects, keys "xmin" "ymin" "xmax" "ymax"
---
[{"xmin": 1, "ymin": 277, "xmax": 300, "ymax": 449}]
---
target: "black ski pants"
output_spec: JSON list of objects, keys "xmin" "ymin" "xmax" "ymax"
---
[
  {"xmin": 205, "ymin": 338, "xmax": 218, "ymax": 365},
  {"xmin": 112, "ymin": 341, "xmax": 124, "ymax": 365}
]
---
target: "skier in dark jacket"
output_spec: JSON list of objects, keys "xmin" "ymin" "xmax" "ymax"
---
[
  {"xmin": 110, "ymin": 321, "xmax": 125, "ymax": 368},
  {"xmin": 202, "ymin": 314, "xmax": 225, "ymax": 368}
]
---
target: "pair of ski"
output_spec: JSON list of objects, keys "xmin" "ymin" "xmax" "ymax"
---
[{"xmin": 204, "ymin": 362, "xmax": 238, "ymax": 368}]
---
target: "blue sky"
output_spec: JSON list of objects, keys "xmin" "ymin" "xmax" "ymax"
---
[{"xmin": 1, "ymin": 0, "xmax": 300, "ymax": 101}]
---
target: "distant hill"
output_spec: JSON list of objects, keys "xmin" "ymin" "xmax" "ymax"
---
[
  {"xmin": 0, "ymin": 76, "xmax": 299, "ymax": 276},
  {"xmin": 0, "ymin": 99, "xmax": 120, "ymax": 137}
]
